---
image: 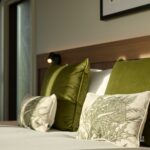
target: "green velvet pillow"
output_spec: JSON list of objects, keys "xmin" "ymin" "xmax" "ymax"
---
[
  {"xmin": 40, "ymin": 58, "xmax": 90, "ymax": 131},
  {"xmin": 105, "ymin": 58, "xmax": 150, "ymax": 146},
  {"xmin": 105, "ymin": 58, "xmax": 150, "ymax": 94}
]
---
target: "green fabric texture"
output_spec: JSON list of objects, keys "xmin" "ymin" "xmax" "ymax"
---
[
  {"xmin": 40, "ymin": 65, "xmax": 67, "ymax": 96},
  {"xmin": 105, "ymin": 58, "xmax": 150, "ymax": 94},
  {"xmin": 105, "ymin": 58, "xmax": 150, "ymax": 146},
  {"xmin": 40, "ymin": 58, "xmax": 90, "ymax": 131}
]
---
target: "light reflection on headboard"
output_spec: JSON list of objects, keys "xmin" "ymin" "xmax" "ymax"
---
[{"xmin": 37, "ymin": 35, "xmax": 150, "ymax": 94}]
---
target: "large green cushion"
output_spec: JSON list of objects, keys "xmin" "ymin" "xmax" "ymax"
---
[
  {"xmin": 105, "ymin": 58, "xmax": 150, "ymax": 146},
  {"xmin": 40, "ymin": 59, "xmax": 90, "ymax": 131},
  {"xmin": 40, "ymin": 65, "xmax": 67, "ymax": 96},
  {"xmin": 105, "ymin": 58, "xmax": 150, "ymax": 94}
]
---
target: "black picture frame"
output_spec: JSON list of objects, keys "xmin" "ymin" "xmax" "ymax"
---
[{"xmin": 100, "ymin": 0, "xmax": 150, "ymax": 20}]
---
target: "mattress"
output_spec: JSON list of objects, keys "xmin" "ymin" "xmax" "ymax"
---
[{"xmin": 0, "ymin": 124, "xmax": 149, "ymax": 150}]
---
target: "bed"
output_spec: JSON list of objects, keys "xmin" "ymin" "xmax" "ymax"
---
[
  {"xmin": 1, "ymin": 36, "xmax": 150, "ymax": 150},
  {"xmin": 0, "ymin": 122, "xmax": 149, "ymax": 150}
]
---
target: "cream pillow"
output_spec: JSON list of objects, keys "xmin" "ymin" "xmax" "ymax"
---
[
  {"xmin": 77, "ymin": 91, "xmax": 150, "ymax": 148},
  {"xmin": 81, "ymin": 92, "xmax": 99, "ymax": 112},
  {"xmin": 19, "ymin": 94, "xmax": 57, "ymax": 132},
  {"xmin": 88, "ymin": 69, "xmax": 112, "ymax": 95}
]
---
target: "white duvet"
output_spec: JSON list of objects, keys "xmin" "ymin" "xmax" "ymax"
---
[{"xmin": 0, "ymin": 125, "xmax": 149, "ymax": 150}]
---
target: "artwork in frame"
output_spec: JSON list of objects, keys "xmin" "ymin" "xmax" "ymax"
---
[{"xmin": 100, "ymin": 0, "xmax": 150, "ymax": 20}]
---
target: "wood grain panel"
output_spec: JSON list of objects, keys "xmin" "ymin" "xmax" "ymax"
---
[{"xmin": 37, "ymin": 36, "xmax": 150, "ymax": 69}]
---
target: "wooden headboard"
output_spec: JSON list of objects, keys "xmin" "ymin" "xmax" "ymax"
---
[{"xmin": 37, "ymin": 35, "xmax": 150, "ymax": 94}]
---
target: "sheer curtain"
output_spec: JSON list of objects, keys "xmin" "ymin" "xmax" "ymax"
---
[
  {"xmin": 0, "ymin": 0, "xmax": 36, "ymax": 120},
  {"xmin": 17, "ymin": 0, "xmax": 32, "ymax": 116}
]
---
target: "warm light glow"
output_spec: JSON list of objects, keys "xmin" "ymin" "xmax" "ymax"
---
[
  {"xmin": 47, "ymin": 58, "xmax": 52, "ymax": 64},
  {"xmin": 117, "ymin": 56, "xmax": 127, "ymax": 61}
]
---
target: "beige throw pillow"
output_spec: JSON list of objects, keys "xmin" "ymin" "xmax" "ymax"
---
[
  {"xmin": 19, "ymin": 94, "xmax": 57, "ymax": 132},
  {"xmin": 77, "ymin": 91, "xmax": 150, "ymax": 148}
]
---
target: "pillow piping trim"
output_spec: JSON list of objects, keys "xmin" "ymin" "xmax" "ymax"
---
[{"xmin": 72, "ymin": 59, "xmax": 89, "ymax": 131}]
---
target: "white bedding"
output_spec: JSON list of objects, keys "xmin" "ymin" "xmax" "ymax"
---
[{"xmin": 0, "ymin": 125, "xmax": 149, "ymax": 150}]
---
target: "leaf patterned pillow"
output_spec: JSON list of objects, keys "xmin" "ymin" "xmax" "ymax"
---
[
  {"xmin": 77, "ymin": 91, "xmax": 150, "ymax": 148},
  {"xmin": 19, "ymin": 94, "xmax": 57, "ymax": 132}
]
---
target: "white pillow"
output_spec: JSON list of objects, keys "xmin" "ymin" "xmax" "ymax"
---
[
  {"xmin": 77, "ymin": 91, "xmax": 150, "ymax": 148},
  {"xmin": 88, "ymin": 69, "xmax": 112, "ymax": 95},
  {"xmin": 19, "ymin": 94, "xmax": 57, "ymax": 132},
  {"xmin": 81, "ymin": 92, "xmax": 99, "ymax": 112}
]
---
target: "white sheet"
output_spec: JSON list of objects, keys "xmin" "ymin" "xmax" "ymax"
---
[{"xmin": 0, "ymin": 125, "xmax": 149, "ymax": 150}]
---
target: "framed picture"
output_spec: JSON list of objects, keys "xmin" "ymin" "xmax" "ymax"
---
[{"xmin": 100, "ymin": 0, "xmax": 150, "ymax": 20}]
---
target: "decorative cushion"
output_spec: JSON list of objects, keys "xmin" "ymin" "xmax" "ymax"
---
[
  {"xmin": 105, "ymin": 58, "xmax": 150, "ymax": 146},
  {"xmin": 88, "ymin": 69, "xmax": 112, "ymax": 95},
  {"xmin": 19, "ymin": 94, "xmax": 57, "ymax": 132},
  {"xmin": 105, "ymin": 58, "xmax": 150, "ymax": 94},
  {"xmin": 40, "ymin": 58, "xmax": 90, "ymax": 131},
  {"xmin": 81, "ymin": 92, "xmax": 100, "ymax": 113},
  {"xmin": 77, "ymin": 91, "xmax": 150, "ymax": 148},
  {"xmin": 40, "ymin": 65, "xmax": 67, "ymax": 96}
]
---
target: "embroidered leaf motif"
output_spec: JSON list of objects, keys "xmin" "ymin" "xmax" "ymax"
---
[{"xmin": 77, "ymin": 93, "xmax": 150, "ymax": 147}]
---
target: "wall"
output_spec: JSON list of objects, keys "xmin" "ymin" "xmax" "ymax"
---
[{"xmin": 36, "ymin": 0, "xmax": 150, "ymax": 54}]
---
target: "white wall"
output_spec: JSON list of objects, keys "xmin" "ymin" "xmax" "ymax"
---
[{"xmin": 36, "ymin": 0, "xmax": 150, "ymax": 54}]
